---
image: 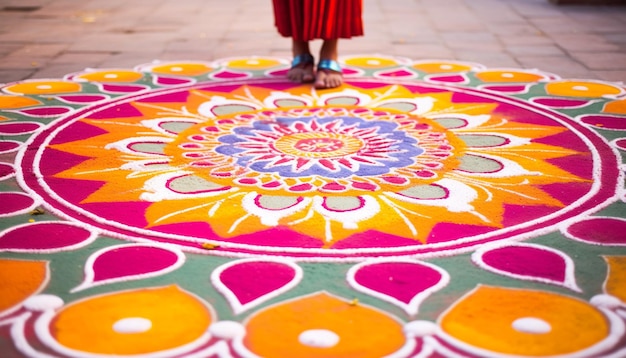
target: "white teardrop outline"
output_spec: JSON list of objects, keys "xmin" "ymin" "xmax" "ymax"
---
[
  {"xmin": 0, "ymin": 191, "xmax": 39, "ymax": 218},
  {"xmin": 71, "ymin": 243, "xmax": 185, "ymax": 293},
  {"xmin": 211, "ymin": 258, "xmax": 303, "ymax": 315},
  {"xmin": 435, "ymin": 285, "xmax": 625, "ymax": 358},
  {"xmin": 472, "ymin": 241, "xmax": 581, "ymax": 292},
  {"xmin": 0, "ymin": 221, "xmax": 97, "ymax": 254},
  {"xmin": 562, "ymin": 215, "xmax": 626, "ymax": 247},
  {"xmin": 347, "ymin": 258, "xmax": 450, "ymax": 316},
  {"xmin": 0, "ymin": 259, "xmax": 50, "ymax": 320},
  {"xmin": 0, "ymin": 120, "xmax": 43, "ymax": 136},
  {"xmin": 32, "ymin": 285, "xmax": 215, "ymax": 358},
  {"xmin": 230, "ymin": 290, "xmax": 417, "ymax": 358}
]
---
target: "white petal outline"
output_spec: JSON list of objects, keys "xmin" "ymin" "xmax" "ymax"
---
[
  {"xmin": 242, "ymin": 192, "xmax": 312, "ymax": 227},
  {"xmin": 0, "ymin": 140, "xmax": 23, "ymax": 154},
  {"xmin": 562, "ymin": 216, "xmax": 626, "ymax": 247},
  {"xmin": 263, "ymin": 91, "xmax": 314, "ymax": 108},
  {"xmin": 0, "ymin": 191, "xmax": 39, "ymax": 218},
  {"xmin": 0, "ymin": 121, "xmax": 43, "ymax": 136},
  {"xmin": 425, "ymin": 72, "xmax": 470, "ymax": 85},
  {"xmin": 71, "ymin": 243, "xmax": 186, "ymax": 293},
  {"xmin": 140, "ymin": 117, "xmax": 202, "ymax": 137},
  {"xmin": 140, "ymin": 172, "xmax": 239, "ymax": 202},
  {"xmin": 472, "ymin": 242, "xmax": 581, "ymax": 292},
  {"xmin": 53, "ymin": 93, "xmax": 110, "ymax": 105},
  {"xmin": 0, "ymin": 221, "xmax": 97, "ymax": 254},
  {"xmin": 33, "ymin": 286, "xmax": 214, "ymax": 358},
  {"xmin": 211, "ymin": 258, "xmax": 303, "ymax": 315},
  {"xmin": 230, "ymin": 290, "xmax": 416, "ymax": 358},
  {"xmin": 0, "ymin": 260, "xmax": 50, "ymax": 319},
  {"xmin": 530, "ymin": 96, "xmax": 599, "ymax": 109},
  {"xmin": 312, "ymin": 195, "xmax": 380, "ymax": 231},
  {"xmin": 94, "ymin": 82, "xmax": 150, "ymax": 94},
  {"xmin": 5, "ymin": 106, "xmax": 73, "ymax": 118},
  {"xmin": 0, "ymin": 162, "xmax": 16, "ymax": 181},
  {"xmin": 347, "ymin": 259, "xmax": 450, "ymax": 316},
  {"xmin": 436, "ymin": 285, "xmax": 625, "ymax": 358},
  {"xmin": 577, "ymin": 113, "xmax": 626, "ymax": 131},
  {"xmin": 103, "ymin": 135, "xmax": 173, "ymax": 157},
  {"xmin": 373, "ymin": 67, "xmax": 418, "ymax": 80},
  {"xmin": 478, "ymin": 83, "xmax": 533, "ymax": 95},
  {"xmin": 317, "ymin": 88, "xmax": 372, "ymax": 107}
]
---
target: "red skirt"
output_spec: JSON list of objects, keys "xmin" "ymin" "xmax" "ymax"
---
[{"xmin": 272, "ymin": 0, "xmax": 364, "ymax": 41}]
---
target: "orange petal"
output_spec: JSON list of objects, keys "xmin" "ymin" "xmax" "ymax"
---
[
  {"xmin": 243, "ymin": 292, "xmax": 406, "ymax": 358},
  {"xmin": 0, "ymin": 259, "xmax": 48, "ymax": 314},
  {"xmin": 51, "ymin": 285, "xmax": 213, "ymax": 355},
  {"xmin": 440, "ymin": 286, "xmax": 611, "ymax": 356},
  {"xmin": 604, "ymin": 256, "xmax": 626, "ymax": 303}
]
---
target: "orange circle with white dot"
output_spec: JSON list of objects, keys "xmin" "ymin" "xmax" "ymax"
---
[
  {"xmin": 475, "ymin": 70, "xmax": 545, "ymax": 83},
  {"xmin": 76, "ymin": 70, "xmax": 144, "ymax": 82},
  {"xmin": 343, "ymin": 57, "xmax": 398, "ymax": 69},
  {"xmin": 546, "ymin": 81, "xmax": 623, "ymax": 98},
  {"xmin": 226, "ymin": 58, "xmax": 282, "ymax": 70},
  {"xmin": 413, "ymin": 62, "xmax": 473, "ymax": 73},
  {"xmin": 150, "ymin": 63, "xmax": 213, "ymax": 76},
  {"xmin": 4, "ymin": 81, "xmax": 81, "ymax": 95},
  {"xmin": 0, "ymin": 95, "xmax": 41, "ymax": 109}
]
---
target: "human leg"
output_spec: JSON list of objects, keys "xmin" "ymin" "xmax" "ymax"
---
[
  {"xmin": 288, "ymin": 39, "xmax": 315, "ymax": 84},
  {"xmin": 315, "ymin": 39, "xmax": 343, "ymax": 89}
]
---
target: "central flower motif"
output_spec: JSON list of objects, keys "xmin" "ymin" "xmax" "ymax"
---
[
  {"xmin": 214, "ymin": 115, "xmax": 425, "ymax": 178},
  {"xmin": 167, "ymin": 107, "xmax": 457, "ymax": 194},
  {"xmin": 42, "ymin": 82, "xmax": 590, "ymax": 255}
]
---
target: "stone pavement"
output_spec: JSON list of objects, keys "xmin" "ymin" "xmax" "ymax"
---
[{"xmin": 0, "ymin": 0, "xmax": 625, "ymax": 84}]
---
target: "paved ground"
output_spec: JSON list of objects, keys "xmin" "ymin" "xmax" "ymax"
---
[{"xmin": 0, "ymin": 0, "xmax": 625, "ymax": 84}]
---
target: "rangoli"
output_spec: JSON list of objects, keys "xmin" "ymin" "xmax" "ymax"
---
[{"xmin": 1, "ymin": 55, "xmax": 626, "ymax": 357}]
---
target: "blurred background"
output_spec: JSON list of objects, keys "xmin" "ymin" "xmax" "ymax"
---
[{"xmin": 0, "ymin": 0, "xmax": 625, "ymax": 83}]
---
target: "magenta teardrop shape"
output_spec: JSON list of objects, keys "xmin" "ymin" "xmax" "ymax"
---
[
  {"xmin": 353, "ymin": 262, "xmax": 444, "ymax": 304},
  {"xmin": 91, "ymin": 246, "xmax": 181, "ymax": 282},
  {"xmin": 218, "ymin": 261, "xmax": 296, "ymax": 305},
  {"xmin": 481, "ymin": 246, "xmax": 566, "ymax": 282},
  {"xmin": 0, "ymin": 222, "xmax": 92, "ymax": 251}
]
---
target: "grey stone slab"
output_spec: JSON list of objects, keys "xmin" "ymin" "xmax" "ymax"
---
[
  {"xmin": 48, "ymin": 52, "xmax": 114, "ymax": 66},
  {"xmin": 31, "ymin": 63, "xmax": 92, "ymax": 80},
  {"xmin": 0, "ymin": 69, "xmax": 36, "ymax": 84},
  {"xmin": 391, "ymin": 44, "xmax": 455, "ymax": 60},
  {"xmin": 451, "ymin": 51, "xmax": 520, "ymax": 68},
  {"xmin": 506, "ymin": 45, "xmax": 567, "ymax": 56},
  {"xmin": 548, "ymin": 34, "xmax": 622, "ymax": 52},
  {"xmin": 8, "ymin": 43, "xmax": 68, "ymax": 57},
  {"xmin": 515, "ymin": 55, "xmax": 598, "ymax": 79},
  {"xmin": 571, "ymin": 52, "xmax": 626, "ymax": 70},
  {"xmin": 592, "ymin": 70, "xmax": 626, "ymax": 82}
]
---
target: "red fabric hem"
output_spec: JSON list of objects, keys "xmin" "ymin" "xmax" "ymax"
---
[{"xmin": 272, "ymin": 0, "xmax": 364, "ymax": 41}]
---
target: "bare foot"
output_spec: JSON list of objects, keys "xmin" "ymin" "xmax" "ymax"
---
[
  {"xmin": 314, "ymin": 68, "xmax": 343, "ymax": 89},
  {"xmin": 287, "ymin": 61, "xmax": 314, "ymax": 83}
]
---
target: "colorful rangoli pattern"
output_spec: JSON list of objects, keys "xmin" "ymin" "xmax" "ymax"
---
[{"xmin": 1, "ymin": 56, "xmax": 626, "ymax": 357}]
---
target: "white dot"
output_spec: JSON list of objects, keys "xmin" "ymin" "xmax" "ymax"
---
[
  {"xmin": 440, "ymin": 64, "xmax": 453, "ymax": 70},
  {"xmin": 512, "ymin": 317, "xmax": 551, "ymax": 334},
  {"xmin": 104, "ymin": 74, "xmax": 118, "ymax": 79},
  {"xmin": 591, "ymin": 294, "xmax": 622, "ymax": 309},
  {"xmin": 501, "ymin": 73, "xmax": 515, "ymax": 78},
  {"xmin": 404, "ymin": 320, "xmax": 437, "ymax": 337},
  {"xmin": 366, "ymin": 59, "xmax": 381, "ymax": 65},
  {"xmin": 113, "ymin": 317, "xmax": 152, "ymax": 334},
  {"xmin": 299, "ymin": 329, "xmax": 340, "ymax": 348},
  {"xmin": 209, "ymin": 321, "xmax": 246, "ymax": 339},
  {"xmin": 246, "ymin": 60, "xmax": 260, "ymax": 65},
  {"xmin": 23, "ymin": 295, "xmax": 64, "ymax": 311},
  {"xmin": 36, "ymin": 85, "xmax": 52, "ymax": 90},
  {"xmin": 572, "ymin": 85, "xmax": 588, "ymax": 91},
  {"xmin": 170, "ymin": 66, "xmax": 183, "ymax": 72}
]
